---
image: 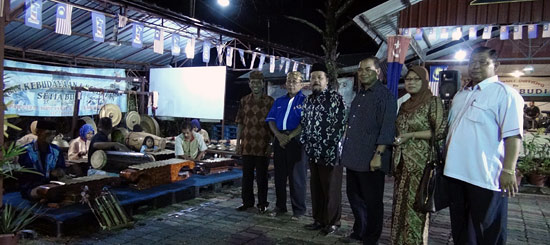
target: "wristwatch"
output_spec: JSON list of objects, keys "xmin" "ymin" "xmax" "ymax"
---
[{"xmin": 374, "ymin": 150, "xmax": 384, "ymax": 156}]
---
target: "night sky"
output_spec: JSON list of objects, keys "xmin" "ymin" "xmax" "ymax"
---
[{"xmin": 145, "ymin": 0, "xmax": 384, "ymax": 58}]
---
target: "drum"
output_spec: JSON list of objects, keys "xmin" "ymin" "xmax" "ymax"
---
[
  {"xmin": 125, "ymin": 131, "xmax": 167, "ymax": 151},
  {"xmin": 90, "ymin": 150, "xmax": 155, "ymax": 172}
]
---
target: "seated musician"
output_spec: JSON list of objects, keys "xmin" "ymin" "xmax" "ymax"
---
[
  {"xmin": 191, "ymin": 119, "xmax": 210, "ymax": 144},
  {"xmin": 88, "ymin": 117, "xmax": 131, "ymax": 164},
  {"xmin": 140, "ymin": 136, "xmax": 159, "ymax": 153},
  {"xmin": 15, "ymin": 120, "xmax": 38, "ymax": 146},
  {"xmin": 175, "ymin": 121, "xmax": 207, "ymax": 160},
  {"xmin": 68, "ymin": 124, "xmax": 94, "ymax": 160},
  {"xmin": 18, "ymin": 120, "xmax": 67, "ymax": 201}
]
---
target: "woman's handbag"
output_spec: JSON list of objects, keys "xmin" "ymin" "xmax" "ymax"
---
[{"xmin": 413, "ymin": 99, "xmax": 450, "ymax": 213}]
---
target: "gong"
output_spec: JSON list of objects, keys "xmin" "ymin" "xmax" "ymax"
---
[
  {"xmin": 99, "ymin": 104, "xmax": 122, "ymax": 127},
  {"xmin": 125, "ymin": 111, "xmax": 141, "ymax": 130},
  {"xmin": 140, "ymin": 115, "xmax": 161, "ymax": 136},
  {"xmin": 90, "ymin": 150, "xmax": 107, "ymax": 169},
  {"xmin": 111, "ymin": 127, "xmax": 129, "ymax": 144}
]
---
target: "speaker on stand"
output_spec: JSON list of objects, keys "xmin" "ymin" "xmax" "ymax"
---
[{"xmin": 439, "ymin": 70, "xmax": 461, "ymax": 110}]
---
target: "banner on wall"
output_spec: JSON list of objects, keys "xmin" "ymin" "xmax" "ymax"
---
[
  {"xmin": 3, "ymin": 60, "xmax": 127, "ymax": 117},
  {"xmin": 500, "ymin": 77, "xmax": 550, "ymax": 97}
]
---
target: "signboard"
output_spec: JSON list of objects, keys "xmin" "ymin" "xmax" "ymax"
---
[
  {"xmin": 500, "ymin": 76, "xmax": 550, "ymax": 97},
  {"xmin": 470, "ymin": 0, "xmax": 536, "ymax": 5},
  {"xmin": 4, "ymin": 60, "xmax": 127, "ymax": 117}
]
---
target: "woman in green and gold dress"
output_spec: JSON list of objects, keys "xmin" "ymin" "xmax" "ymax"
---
[{"xmin": 391, "ymin": 66, "xmax": 445, "ymax": 245}]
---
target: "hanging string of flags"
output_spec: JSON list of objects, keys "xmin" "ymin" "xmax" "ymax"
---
[
  {"xmin": 23, "ymin": 0, "xmax": 312, "ymax": 75},
  {"xmin": 400, "ymin": 23, "xmax": 550, "ymax": 41}
]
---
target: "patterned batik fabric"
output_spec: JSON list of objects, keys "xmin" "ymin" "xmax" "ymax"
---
[
  {"xmin": 391, "ymin": 96, "xmax": 445, "ymax": 245},
  {"xmin": 236, "ymin": 93, "xmax": 274, "ymax": 157},
  {"xmin": 300, "ymin": 89, "xmax": 346, "ymax": 165}
]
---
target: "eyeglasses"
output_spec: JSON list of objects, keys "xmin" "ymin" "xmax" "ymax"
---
[{"xmin": 404, "ymin": 78, "xmax": 421, "ymax": 82}]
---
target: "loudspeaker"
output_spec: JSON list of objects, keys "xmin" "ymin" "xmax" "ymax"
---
[{"xmin": 439, "ymin": 70, "xmax": 461, "ymax": 100}]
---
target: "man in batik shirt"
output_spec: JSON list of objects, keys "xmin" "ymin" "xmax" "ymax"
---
[{"xmin": 300, "ymin": 63, "xmax": 346, "ymax": 235}]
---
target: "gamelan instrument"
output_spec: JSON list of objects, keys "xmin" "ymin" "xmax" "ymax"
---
[
  {"xmin": 124, "ymin": 111, "xmax": 141, "ymax": 130},
  {"xmin": 82, "ymin": 188, "xmax": 133, "ymax": 230},
  {"xmin": 195, "ymin": 158, "xmax": 238, "ymax": 175},
  {"xmin": 140, "ymin": 115, "xmax": 161, "ymax": 136},
  {"xmin": 111, "ymin": 128, "xmax": 166, "ymax": 152},
  {"xmin": 35, "ymin": 175, "xmax": 120, "ymax": 204},
  {"xmin": 90, "ymin": 150, "xmax": 155, "ymax": 172},
  {"xmin": 99, "ymin": 104, "xmax": 122, "ymax": 127},
  {"xmin": 147, "ymin": 149, "xmax": 175, "ymax": 161},
  {"xmin": 119, "ymin": 158, "xmax": 195, "ymax": 190}
]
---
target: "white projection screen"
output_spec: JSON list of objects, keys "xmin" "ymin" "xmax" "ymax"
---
[{"xmin": 149, "ymin": 66, "xmax": 226, "ymax": 119}]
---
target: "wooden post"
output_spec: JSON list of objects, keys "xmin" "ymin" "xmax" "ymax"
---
[
  {"xmin": 71, "ymin": 90, "xmax": 81, "ymax": 138},
  {"xmin": 0, "ymin": 0, "xmax": 9, "ymax": 148}
]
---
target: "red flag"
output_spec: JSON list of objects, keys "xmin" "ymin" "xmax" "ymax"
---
[{"xmin": 387, "ymin": 35, "xmax": 411, "ymax": 64}]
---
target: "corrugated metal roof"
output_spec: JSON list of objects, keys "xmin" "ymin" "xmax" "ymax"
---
[{"xmin": 5, "ymin": 0, "xmax": 232, "ymax": 70}]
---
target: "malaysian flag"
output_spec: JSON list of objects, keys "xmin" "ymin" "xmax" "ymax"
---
[
  {"xmin": 153, "ymin": 29, "xmax": 164, "ymax": 54},
  {"xmin": 55, "ymin": 3, "xmax": 73, "ymax": 35},
  {"xmin": 429, "ymin": 65, "xmax": 448, "ymax": 97}
]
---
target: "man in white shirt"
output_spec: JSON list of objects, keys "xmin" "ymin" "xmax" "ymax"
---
[
  {"xmin": 175, "ymin": 121, "xmax": 208, "ymax": 160},
  {"xmin": 444, "ymin": 46, "xmax": 523, "ymax": 244}
]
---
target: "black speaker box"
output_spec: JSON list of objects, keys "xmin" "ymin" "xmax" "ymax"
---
[{"xmin": 439, "ymin": 70, "xmax": 461, "ymax": 100}]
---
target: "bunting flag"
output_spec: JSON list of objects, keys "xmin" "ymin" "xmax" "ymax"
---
[
  {"xmin": 25, "ymin": 0, "xmax": 42, "ymax": 29},
  {"xmin": 132, "ymin": 23, "xmax": 144, "ymax": 48},
  {"xmin": 305, "ymin": 64, "xmax": 311, "ymax": 80},
  {"xmin": 451, "ymin": 27, "xmax": 462, "ymax": 40},
  {"xmin": 55, "ymin": 3, "xmax": 73, "ymax": 35},
  {"xmin": 184, "ymin": 37, "xmax": 195, "ymax": 58},
  {"xmin": 292, "ymin": 61, "xmax": 299, "ymax": 72},
  {"xmin": 249, "ymin": 52, "xmax": 257, "ymax": 69},
  {"xmin": 414, "ymin": 28, "xmax": 423, "ymax": 41},
  {"xmin": 429, "ymin": 65, "xmax": 448, "ymax": 96},
  {"xmin": 499, "ymin": 26, "xmax": 509, "ymax": 40},
  {"xmin": 258, "ymin": 54, "xmax": 266, "ymax": 70},
  {"xmin": 427, "ymin": 28, "xmax": 436, "ymax": 41},
  {"xmin": 402, "ymin": 28, "xmax": 411, "ymax": 36},
  {"xmin": 91, "ymin": 12, "xmax": 105, "ymax": 42},
  {"xmin": 279, "ymin": 58, "xmax": 285, "ymax": 71},
  {"xmin": 226, "ymin": 47, "xmax": 233, "ymax": 67},
  {"xmin": 238, "ymin": 49, "xmax": 246, "ymax": 67},
  {"xmin": 513, "ymin": 25, "xmax": 523, "ymax": 40},
  {"xmin": 153, "ymin": 29, "xmax": 164, "ymax": 54},
  {"xmin": 216, "ymin": 44, "xmax": 224, "ymax": 64},
  {"xmin": 440, "ymin": 27, "xmax": 449, "ymax": 40},
  {"xmin": 269, "ymin": 55, "xmax": 275, "ymax": 73},
  {"xmin": 386, "ymin": 35, "xmax": 411, "ymax": 97},
  {"xmin": 482, "ymin": 26, "xmax": 492, "ymax": 39},
  {"xmin": 118, "ymin": 14, "xmax": 128, "ymax": 28},
  {"xmin": 469, "ymin": 26, "xmax": 477, "ymax": 40},
  {"xmin": 171, "ymin": 34, "xmax": 180, "ymax": 56},
  {"xmin": 202, "ymin": 42, "xmax": 211, "ymax": 63},
  {"xmin": 543, "ymin": 23, "xmax": 550, "ymax": 38},
  {"xmin": 284, "ymin": 58, "xmax": 290, "ymax": 74},
  {"xmin": 528, "ymin": 24, "xmax": 537, "ymax": 39}
]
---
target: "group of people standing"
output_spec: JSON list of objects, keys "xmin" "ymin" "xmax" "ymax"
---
[{"xmin": 235, "ymin": 46, "xmax": 524, "ymax": 245}]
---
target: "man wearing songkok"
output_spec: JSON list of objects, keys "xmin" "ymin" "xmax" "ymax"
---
[
  {"xmin": 300, "ymin": 63, "xmax": 346, "ymax": 235},
  {"xmin": 266, "ymin": 71, "xmax": 307, "ymax": 219}
]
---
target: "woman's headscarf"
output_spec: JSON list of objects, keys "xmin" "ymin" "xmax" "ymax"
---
[
  {"xmin": 79, "ymin": 124, "xmax": 94, "ymax": 141},
  {"xmin": 191, "ymin": 119, "xmax": 201, "ymax": 131},
  {"xmin": 400, "ymin": 66, "xmax": 433, "ymax": 114}
]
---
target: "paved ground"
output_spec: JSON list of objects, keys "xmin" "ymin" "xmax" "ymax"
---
[{"xmin": 20, "ymin": 172, "xmax": 550, "ymax": 245}]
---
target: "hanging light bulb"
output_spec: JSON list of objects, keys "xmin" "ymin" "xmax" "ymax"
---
[
  {"xmin": 454, "ymin": 50, "xmax": 467, "ymax": 61},
  {"xmin": 511, "ymin": 70, "xmax": 524, "ymax": 77},
  {"xmin": 217, "ymin": 0, "xmax": 230, "ymax": 7}
]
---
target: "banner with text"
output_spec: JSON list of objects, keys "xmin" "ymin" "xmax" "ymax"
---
[
  {"xmin": 4, "ymin": 60, "xmax": 127, "ymax": 117},
  {"xmin": 500, "ymin": 76, "xmax": 550, "ymax": 97}
]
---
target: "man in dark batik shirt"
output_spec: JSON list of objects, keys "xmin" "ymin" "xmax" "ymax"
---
[
  {"xmin": 340, "ymin": 57, "xmax": 397, "ymax": 244},
  {"xmin": 300, "ymin": 63, "xmax": 346, "ymax": 235}
]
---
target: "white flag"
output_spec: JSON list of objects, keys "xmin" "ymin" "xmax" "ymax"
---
[
  {"xmin": 305, "ymin": 64, "xmax": 311, "ymax": 80},
  {"xmin": 292, "ymin": 61, "xmax": 298, "ymax": 72},
  {"xmin": 171, "ymin": 34, "xmax": 180, "ymax": 56},
  {"xmin": 118, "ymin": 14, "xmax": 128, "ymax": 28},
  {"xmin": 284, "ymin": 59, "xmax": 290, "ymax": 74},
  {"xmin": 202, "ymin": 42, "xmax": 211, "ymax": 63},
  {"xmin": 440, "ymin": 27, "xmax": 448, "ymax": 40},
  {"xmin": 258, "ymin": 54, "xmax": 266, "ymax": 70},
  {"xmin": 184, "ymin": 37, "xmax": 195, "ymax": 58},
  {"xmin": 482, "ymin": 26, "xmax": 492, "ymax": 39},
  {"xmin": 269, "ymin": 56, "xmax": 275, "ymax": 73},
  {"xmin": 55, "ymin": 3, "xmax": 73, "ymax": 35},
  {"xmin": 238, "ymin": 49, "xmax": 246, "ymax": 67},
  {"xmin": 543, "ymin": 23, "xmax": 550, "ymax": 38},
  {"xmin": 513, "ymin": 25, "xmax": 523, "ymax": 40},
  {"xmin": 226, "ymin": 47, "xmax": 234, "ymax": 67},
  {"xmin": 279, "ymin": 58, "xmax": 285, "ymax": 71},
  {"xmin": 469, "ymin": 26, "xmax": 477, "ymax": 40},
  {"xmin": 153, "ymin": 29, "xmax": 164, "ymax": 54},
  {"xmin": 250, "ymin": 52, "xmax": 257, "ymax": 69},
  {"xmin": 216, "ymin": 44, "xmax": 224, "ymax": 64}
]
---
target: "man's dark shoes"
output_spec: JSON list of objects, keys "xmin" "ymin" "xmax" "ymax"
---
[
  {"xmin": 268, "ymin": 207, "xmax": 287, "ymax": 217},
  {"xmin": 257, "ymin": 206, "xmax": 268, "ymax": 214},
  {"xmin": 304, "ymin": 221, "xmax": 323, "ymax": 230},
  {"xmin": 236, "ymin": 204, "xmax": 253, "ymax": 211},
  {"xmin": 321, "ymin": 225, "xmax": 339, "ymax": 235}
]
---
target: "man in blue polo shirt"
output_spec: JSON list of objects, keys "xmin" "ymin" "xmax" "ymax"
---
[{"xmin": 266, "ymin": 71, "xmax": 307, "ymax": 219}]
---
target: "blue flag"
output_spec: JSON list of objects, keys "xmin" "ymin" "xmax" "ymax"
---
[
  {"xmin": 91, "ymin": 12, "xmax": 105, "ymax": 42},
  {"xmin": 202, "ymin": 42, "xmax": 211, "ymax": 63},
  {"xmin": 25, "ymin": 0, "xmax": 42, "ymax": 29},
  {"xmin": 499, "ymin": 26, "xmax": 509, "ymax": 40},
  {"xmin": 132, "ymin": 23, "xmax": 144, "ymax": 48},
  {"xmin": 528, "ymin": 24, "xmax": 538, "ymax": 39}
]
